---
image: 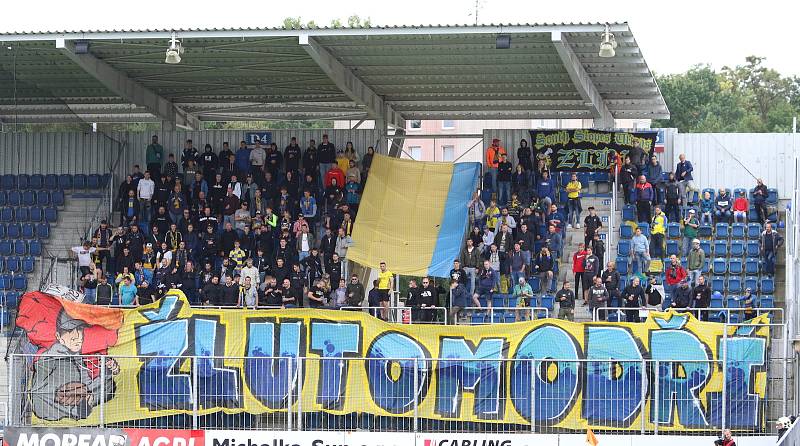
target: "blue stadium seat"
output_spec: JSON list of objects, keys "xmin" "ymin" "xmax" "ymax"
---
[
  {"xmin": 700, "ymin": 240, "xmax": 712, "ymax": 257},
  {"xmin": 540, "ymin": 295, "xmax": 555, "ymax": 313},
  {"xmin": 702, "ymin": 258, "xmax": 711, "ymax": 274},
  {"xmin": 728, "ymin": 259, "xmax": 743, "ymax": 275},
  {"xmin": 5, "ymin": 257, "xmax": 20, "ymax": 273},
  {"xmin": 727, "ymin": 276, "xmax": 743, "ymax": 294},
  {"xmin": 492, "ymin": 294, "xmax": 507, "ymax": 308},
  {"xmin": 748, "ymin": 208, "xmax": 761, "ymax": 223},
  {"xmin": 618, "ymin": 276, "xmax": 628, "ymax": 291},
  {"xmin": 1, "ymin": 175, "xmax": 16, "ymax": 190},
  {"xmin": 715, "ymin": 223, "xmax": 729, "ymax": 239},
  {"xmin": 712, "ymin": 258, "xmax": 727, "ymax": 275},
  {"xmin": 21, "ymin": 223, "xmax": 35, "ymax": 239},
  {"xmin": 620, "ymin": 225, "xmax": 633, "ymax": 239},
  {"xmin": 731, "ymin": 223, "xmax": 746, "ymax": 239},
  {"xmin": 44, "ymin": 174, "xmax": 58, "ymax": 190},
  {"xmin": 4, "ymin": 291, "xmax": 19, "ymax": 308},
  {"xmin": 35, "ymin": 223, "xmax": 49, "ymax": 240},
  {"xmin": 688, "ymin": 190, "xmax": 699, "ymax": 205},
  {"xmin": 100, "ymin": 174, "xmax": 111, "ymax": 188},
  {"xmin": 767, "ymin": 188, "xmax": 778, "ymax": 205},
  {"xmin": 7, "ymin": 190, "xmax": 21, "ymax": 206},
  {"xmin": 638, "ymin": 223, "xmax": 650, "ymax": 237},
  {"xmin": 73, "ymin": 174, "xmax": 87, "ymax": 189},
  {"xmin": 710, "ymin": 296, "xmax": 725, "ymax": 309},
  {"xmin": 698, "ymin": 224, "xmax": 713, "ymax": 238},
  {"xmin": 711, "ymin": 276, "xmax": 725, "ymax": 293},
  {"xmin": 0, "ymin": 240, "xmax": 11, "ymax": 256},
  {"xmin": 667, "ymin": 223, "xmax": 681, "ymax": 239},
  {"xmin": 471, "ymin": 312, "xmax": 486, "ymax": 324},
  {"xmin": 13, "ymin": 240, "xmax": 26, "ymax": 256},
  {"xmin": 0, "ymin": 191, "xmax": 5, "ymax": 207},
  {"xmin": 29, "ymin": 174, "xmax": 44, "ymax": 189},
  {"xmin": 21, "ymin": 256, "xmax": 34, "ymax": 273},
  {"xmin": 15, "ymin": 207, "xmax": 29, "ymax": 222},
  {"xmin": 87, "ymin": 174, "xmax": 101, "ymax": 189},
  {"xmin": 760, "ymin": 277, "xmax": 775, "ymax": 294},
  {"xmin": 21, "ymin": 190, "xmax": 35, "ymax": 206},
  {"xmin": 622, "ymin": 205, "xmax": 636, "ymax": 222},
  {"xmin": 616, "ymin": 257, "xmax": 629, "ymax": 275},
  {"xmin": 51, "ymin": 190, "xmax": 65, "ymax": 206},
  {"xmin": 0, "ymin": 223, "xmax": 5, "ymax": 239},
  {"xmin": 745, "ymin": 258, "xmax": 760, "ymax": 275},
  {"xmin": 733, "ymin": 188, "xmax": 747, "ymax": 198},
  {"xmin": 528, "ymin": 275, "xmax": 541, "ymax": 293},
  {"xmin": 44, "ymin": 207, "xmax": 58, "ymax": 223},
  {"xmin": 29, "ymin": 206, "xmax": 43, "ymax": 223},
  {"xmin": 747, "ymin": 223, "xmax": 762, "ymax": 239},
  {"xmin": 0, "ymin": 274, "xmax": 11, "ymax": 290},
  {"xmin": 666, "ymin": 240, "xmax": 679, "ymax": 257},
  {"xmin": 13, "ymin": 275, "xmax": 27, "ymax": 291},
  {"xmin": 729, "ymin": 241, "xmax": 745, "ymax": 258},
  {"xmin": 28, "ymin": 239, "xmax": 42, "ymax": 256},
  {"xmin": 618, "ymin": 240, "xmax": 631, "ymax": 256},
  {"xmin": 726, "ymin": 295, "xmax": 741, "ymax": 308},
  {"xmin": 759, "ymin": 296, "xmax": 775, "ymax": 309},
  {"xmin": 6, "ymin": 223, "xmax": 20, "ymax": 238},
  {"xmin": 58, "ymin": 174, "xmax": 73, "ymax": 190},
  {"xmin": 746, "ymin": 241, "xmax": 760, "ymax": 257},
  {"xmin": 36, "ymin": 190, "xmax": 50, "ymax": 206},
  {"xmin": 744, "ymin": 276, "xmax": 759, "ymax": 293},
  {"xmin": 713, "ymin": 240, "xmax": 728, "ymax": 256}
]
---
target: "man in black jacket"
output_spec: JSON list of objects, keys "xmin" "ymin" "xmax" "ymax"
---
[
  {"xmin": 418, "ymin": 277, "xmax": 444, "ymax": 323},
  {"xmin": 691, "ymin": 275, "xmax": 711, "ymax": 321},
  {"xmin": 670, "ymin": 279, "xmax": 692, "ymax": 309},
  {"xmin": 583, "ymin": 207, "xmax": 603, "ymax": 247},
  {"xmin": 201, "ymin": 275, "xmax": 223, "ymax": 306},
  {"xmin": 284, "ymin": 137, "xmax": 302, "ymax": 173},
  {"xmin": 600, "ymin": 261, "xmax": 620, "ymax": 305},
  {"xmin": 220, "ymin": 275, "xmax": 241, "ymax": 307},
  {"xmin": 622, "ymin": 276, "xmax": 645, "ymax": 322}
]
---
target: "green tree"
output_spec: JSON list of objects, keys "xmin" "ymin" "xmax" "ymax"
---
[
  {"xmin": 654, "ymin": 57, "xmax": 800, "ymax": 133},
  {"xmin": 282, "ymin": 17, "xmax": 317, "ymax": 29}
]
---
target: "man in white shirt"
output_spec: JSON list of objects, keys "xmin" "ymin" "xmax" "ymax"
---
[
  {"xmin": 249, "ymin": 140, "xmax": 266, "ymax": 171},
  {"xmin": 137, "ymin": 171, "xmax": 155, "ymax": 223},
  {"xmin": 240, "ymin": 258, "xmax": 260, "ymax": 288},
  {"xmin": 228, "ymin": 175, "xmax": 242, "ymax": 199},
  {"xmin": 71, "ymin": 241, "xmax": 97, "ymax": 278}
]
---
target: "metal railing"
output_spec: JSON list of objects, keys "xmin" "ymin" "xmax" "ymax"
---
[
  {"xmin": 592, "ymin": 306, "xmax": 785, "ymax": 324},
  {"xmin": 7, "ymin": 354, "xmax": 780, "ymax": 435},
  {"xmin": 452, "ymin": 306, "xmax": 550, "ymax": 324},
  {"xmin": 340, "ymin": 306, "xmax": 448, "ymax": 324}
]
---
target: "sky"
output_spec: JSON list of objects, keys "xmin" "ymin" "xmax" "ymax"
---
[{"xmin": 1, "ymin": 0, "xmax": 798, "ymax": 76}]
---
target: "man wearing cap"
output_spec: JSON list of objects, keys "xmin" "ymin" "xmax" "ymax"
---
[
  {"xmin": 687, "ymin": 238, "xmax": 705, "ymax": 286},
  {"xmin": 485, "ymin": 138, "xmax": 506, "ymax": 192},
  {"xmin": 30, "ymin": 310, "xmax": 120, "ymax": 421},
  {"xmin": 682, "ymin": 208, "xmax": 700, "ymax": 256}
]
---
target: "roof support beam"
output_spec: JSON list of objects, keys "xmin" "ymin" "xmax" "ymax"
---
[
  {"xmin": 551, "ymin": 32, "xmax": 614, "ymax": 129},
  {"xmin": 299, "ymin": 34, "xmax": 405, "ymax": 129},
  {"xmin": 55, "ymin": 39, "xmax": 200, "ymax": 130}
]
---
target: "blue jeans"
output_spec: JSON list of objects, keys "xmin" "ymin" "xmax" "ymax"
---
[
  {"xmin": 764, "ymin": 251, "xmax": 776, "ymax": 276},
  {"xmin": 633, "ymin": 250, "xmax": 651, "ymax": 274},
  {"xmin": 464, "ymin": 267, "xmax": 477, "ymax": 296},
  {"xmin": 139, "ymin": 199, "xmax": 152, "ymax": 223},
  {"xmin": 298, "ymin": 251, "xmax": 310, "ymax": 262},
  {"xmin": 567, "ymin": 199, "xmax": 581, "ymax": 226},
  {"xmin": 498, "ymin": 181, "xmax": 511, "ymax": 204},
  {"xmin": 83, "ymin": 288, "xmax": 96, "ymax": 304},
  {"xmin": 485, "ymin": 168, "xmax": 497, "ymax": 191}
]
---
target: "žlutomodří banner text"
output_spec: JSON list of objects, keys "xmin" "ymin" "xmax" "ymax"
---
[
  {"xmin": 14, "ymin": 291, "xmax": 770, "ymax": 431},
  {"xmin": 530, "ymin": 129, "xmax": 657, "ymax": 172}
]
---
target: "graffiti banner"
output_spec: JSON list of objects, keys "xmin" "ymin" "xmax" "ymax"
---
[
  {"xmin": 530, "ymin": 129, "xmax": 658, "ymax": 172},
  {"xmin": 14, "ymin": 291, "xmax": 770, "ymax": 431}
]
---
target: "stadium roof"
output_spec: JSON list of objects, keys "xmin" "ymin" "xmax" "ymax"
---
[{"xmin": 0, "ymin": 23, "xmax": 669, "ymax": 129}]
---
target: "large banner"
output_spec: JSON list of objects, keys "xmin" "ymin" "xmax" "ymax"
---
[
  {"xmin": 14, "ymin": 291, "xmax": 770, "ymax": 431},
  {"xmin": 530, "ymin": 129, "xmax": 658, "ymax": 172}
]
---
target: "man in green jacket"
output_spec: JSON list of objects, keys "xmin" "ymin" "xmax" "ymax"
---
[
  {"xmin": 687, "ymin": 238, "xmax": 705, "ymax": 286},
  {"xmin": 146, "ymin": 135, "xmax": 164, "ymax": 177}
]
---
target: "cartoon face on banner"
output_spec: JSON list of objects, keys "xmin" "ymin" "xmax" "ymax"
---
[{"xmin": 15, "ymin": 291, "xmax": 770, "ymax": 431}]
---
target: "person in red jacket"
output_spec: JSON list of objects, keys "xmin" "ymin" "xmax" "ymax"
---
[
  {"xmin": 485, "ymin": 138, "xmax": 507, "ymax": 192},
  {"xmin": 572, "ymin": 243, "xmax": 588, "ymax": 304},
  {"xmin": 324, "ymin": 164, "xmax": 345, "ymax": 189},
  {"xmin": 732, "ymin": 190, "xmax": 749, "ymax": 223},
  {"xmin": 664, "ymin": 254, "xmax": 687, "ymax": 301}
]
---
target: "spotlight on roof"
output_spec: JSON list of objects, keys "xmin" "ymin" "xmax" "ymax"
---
[
  {"xmin": 74, "ymin": 41, "xmax": 90, "ymax": 54},
  {"xmin": 164, "ymin": 32, "xmax": 184, "ymax": 64},
  {"xmin": 496, "ymin": 34, "xmax": 511, "ymax": 49},
  {"xmin": 598, "ymin": 24, "xmax": 617, "ymax": 58}
]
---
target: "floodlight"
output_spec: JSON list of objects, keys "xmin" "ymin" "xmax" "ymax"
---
[
  {"xmin": 496, "ymin": 34, "xmax": 511, "ymax": 49},
  {"xmin": 165, "ymin": 33, "xmax": 184, "ymax": 64},
  {"xmin": 598, "ymin": 24, "xmax": 617, "ymax": 58}
]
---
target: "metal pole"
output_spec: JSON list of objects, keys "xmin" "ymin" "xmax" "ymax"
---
[
  {"xmin": 784, "ymin": 322, "xmax": 790, "ymax": 418},
  {"xmin": 530, "ymin": 359, "xmax": 536, "ymax": 433},
  {"xmin": 192, "ymin": 355, "xmax": 199, "ymax": 429},
  {"xmin": 654, "ymin": 360, "xmax": 659, "ymax": 436},
  {"xmin": 99, "ymin": 355, "xmax": 106, "ymax": 428},
  {"xmin": 640, "ymin": 358, "xmax": 647, "ymax": 434},
  {"xmin": 610, "ymin": 168, "xmax": 617, "ymax": 264},
  {"xmin": 287, "ymin": 358, "xmax": 293, "ymax": 431},
  {"xmin": 721, "ymin": 322, "xmax": 728, "ymax": 433},
  {"xmin": 297, "ymin": 356, "xmax": 303, "ymax": 431},
  {"xmin": 413, "ymin": 358, "xmax": 419, "ymax": 432},
  {"xmin": 8, "ymin": 353, "xmax": 14, "ymax": 426}
]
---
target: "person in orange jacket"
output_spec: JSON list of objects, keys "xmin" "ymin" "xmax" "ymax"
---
[{"xmin": 485, "ymin": 138, "xmax": 507, "ymax": 192}]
